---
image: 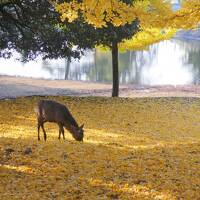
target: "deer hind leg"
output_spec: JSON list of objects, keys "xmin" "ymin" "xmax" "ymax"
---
[
  {"xmin": 58, "ymin": 123, "xmax": 65, "ymax": 140},
  {"xmin": 41, "ymin": 123, "xmax": 47, "ymax": 141},
  {"xmin": 37, "ymin": 119, "xmax": 42, "ymax": 141}
]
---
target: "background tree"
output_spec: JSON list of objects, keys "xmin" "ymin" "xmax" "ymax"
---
[{"xmin": 0, "ymin": 0, "xmax": 96, "ymax": 61}]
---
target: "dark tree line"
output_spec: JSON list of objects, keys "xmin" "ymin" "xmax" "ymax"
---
[{"xmin": 0, "ymin": 0, "xmax": 95, "ymax": 61}]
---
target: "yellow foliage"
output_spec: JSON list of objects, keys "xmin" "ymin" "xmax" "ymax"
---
[
  {"xmin": 119, "ymin": 28, "xmax": 176, "ymax": 51},
  {"xmin": 0, "ymin": 96, "xmax": 200, "ymax": 199},
  {"xmin": 54, "ymin": 0, "xmax": 200, "ymax": 52},
  {"xmin": 55, "ymin": 0, "xmax": 200, "ymax": 29},
  {"xmin": 55, "ymin": 0, "xmax": 174, "ymax": 28},
  {"xmin": 97, "ymin": 28, "xmax": 176, "ymax": 51},
  {"xmin": 171, "ymin": 0, "xmax": 200, "ymax": 29}
]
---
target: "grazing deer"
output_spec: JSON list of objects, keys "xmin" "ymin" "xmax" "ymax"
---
[{"xmin": 35, "ymin": 100, "xmax": 84, "ymax": 141}]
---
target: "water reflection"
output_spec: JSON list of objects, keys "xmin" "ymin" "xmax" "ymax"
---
[{"xmin": 0, "ymin": 39, "xmax": 200, "ymax": 86}]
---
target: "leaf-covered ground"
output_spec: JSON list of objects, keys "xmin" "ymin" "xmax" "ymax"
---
[{"xmin": 0, "ymin": 96, "xmax": 200, "ymax": 200}]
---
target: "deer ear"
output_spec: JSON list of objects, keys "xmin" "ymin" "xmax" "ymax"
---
[{"xmin": 80, "ymin": 124, "xmax": 84, "ymax": 129}]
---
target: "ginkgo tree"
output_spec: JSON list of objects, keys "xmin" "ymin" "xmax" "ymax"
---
[
  {"xmin": 55, "ymin": 0, "xmax": 200, "ymax": 97},
  {"xmin": 55, "ymin": 0, "xmax": 168, "ymax": 96}
]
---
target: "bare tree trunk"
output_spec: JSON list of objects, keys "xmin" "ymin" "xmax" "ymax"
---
[
  {"xmin": 94, "ymin": 49, "xmax": 98, "ymax": 81},
  {"xmin": 111, "ymin": 41, "xmax": 119, "ymax": 97},
  {"xmin": 64, "ymin": 58, "xmax": 70, "ymax": 80}
]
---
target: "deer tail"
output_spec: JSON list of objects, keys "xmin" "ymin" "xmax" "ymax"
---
[{"xmin": 34, "ymin": 105, "xmax": 39, "ymax": 114}]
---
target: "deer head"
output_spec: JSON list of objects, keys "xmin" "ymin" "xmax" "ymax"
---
[{"xmin": 71, "ymin": 124, "xmax": 84, "ymax": 141}]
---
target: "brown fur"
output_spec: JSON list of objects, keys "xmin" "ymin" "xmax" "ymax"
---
[{"xmin": 35, "ymin": 100, "xmax": 84, "ymax": 141}]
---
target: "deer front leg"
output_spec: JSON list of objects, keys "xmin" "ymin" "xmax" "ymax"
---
[
  {"xmin": 58, "ymin": 123, "xmax": 65, "ymax": 140},
  {"xmin": 37, "ymin": 123, "xmax": 41, "ymax": 141},
  {"xmin": 62, "ymin": 127, "xmax": 65, "ymax": 140},
  {"xmin": 58, "ymin": 124, "xmax": 61, "ymax": 140}
]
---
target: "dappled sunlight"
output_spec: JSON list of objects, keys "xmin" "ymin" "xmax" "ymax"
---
[
  {"xmin": 0, "ymin": 96, "xmax": 200, "ymax": 199},
  {"xmin": 85, "ymin": 128, "xmax": 125, "ymax": 145},
  {"xmin": 87, "ymin": 177, "xmax": 176, "ymax": 199},
  {"xmin": 0, "ymin": 164, "xmax": 34, "ymax": 174},
  {"xmin": 85, "ymin": 128, "xmax": 163, "ymax": 151}
]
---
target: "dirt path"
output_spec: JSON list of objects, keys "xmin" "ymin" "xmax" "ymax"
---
[{"xmin": 1, "ymin": 75, "xmax": 200, "ymax": 99}]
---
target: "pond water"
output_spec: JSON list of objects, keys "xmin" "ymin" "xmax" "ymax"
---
[{"xmin": 0, "ymin": 38, "xmax": 200, "ymax": 86}]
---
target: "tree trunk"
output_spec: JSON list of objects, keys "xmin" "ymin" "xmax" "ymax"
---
[
  {"xmin": 111, "ymin": 41, "xmax": 119, "ymax": 97},
  {"xmin": 64, "ymin": 58, "xmax": 70, "ymax": 80}
]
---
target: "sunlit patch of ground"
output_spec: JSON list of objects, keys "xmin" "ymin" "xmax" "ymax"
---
[{"xmin": 0, "ymin": 96, "xmax": 200, "ymax": 199}]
